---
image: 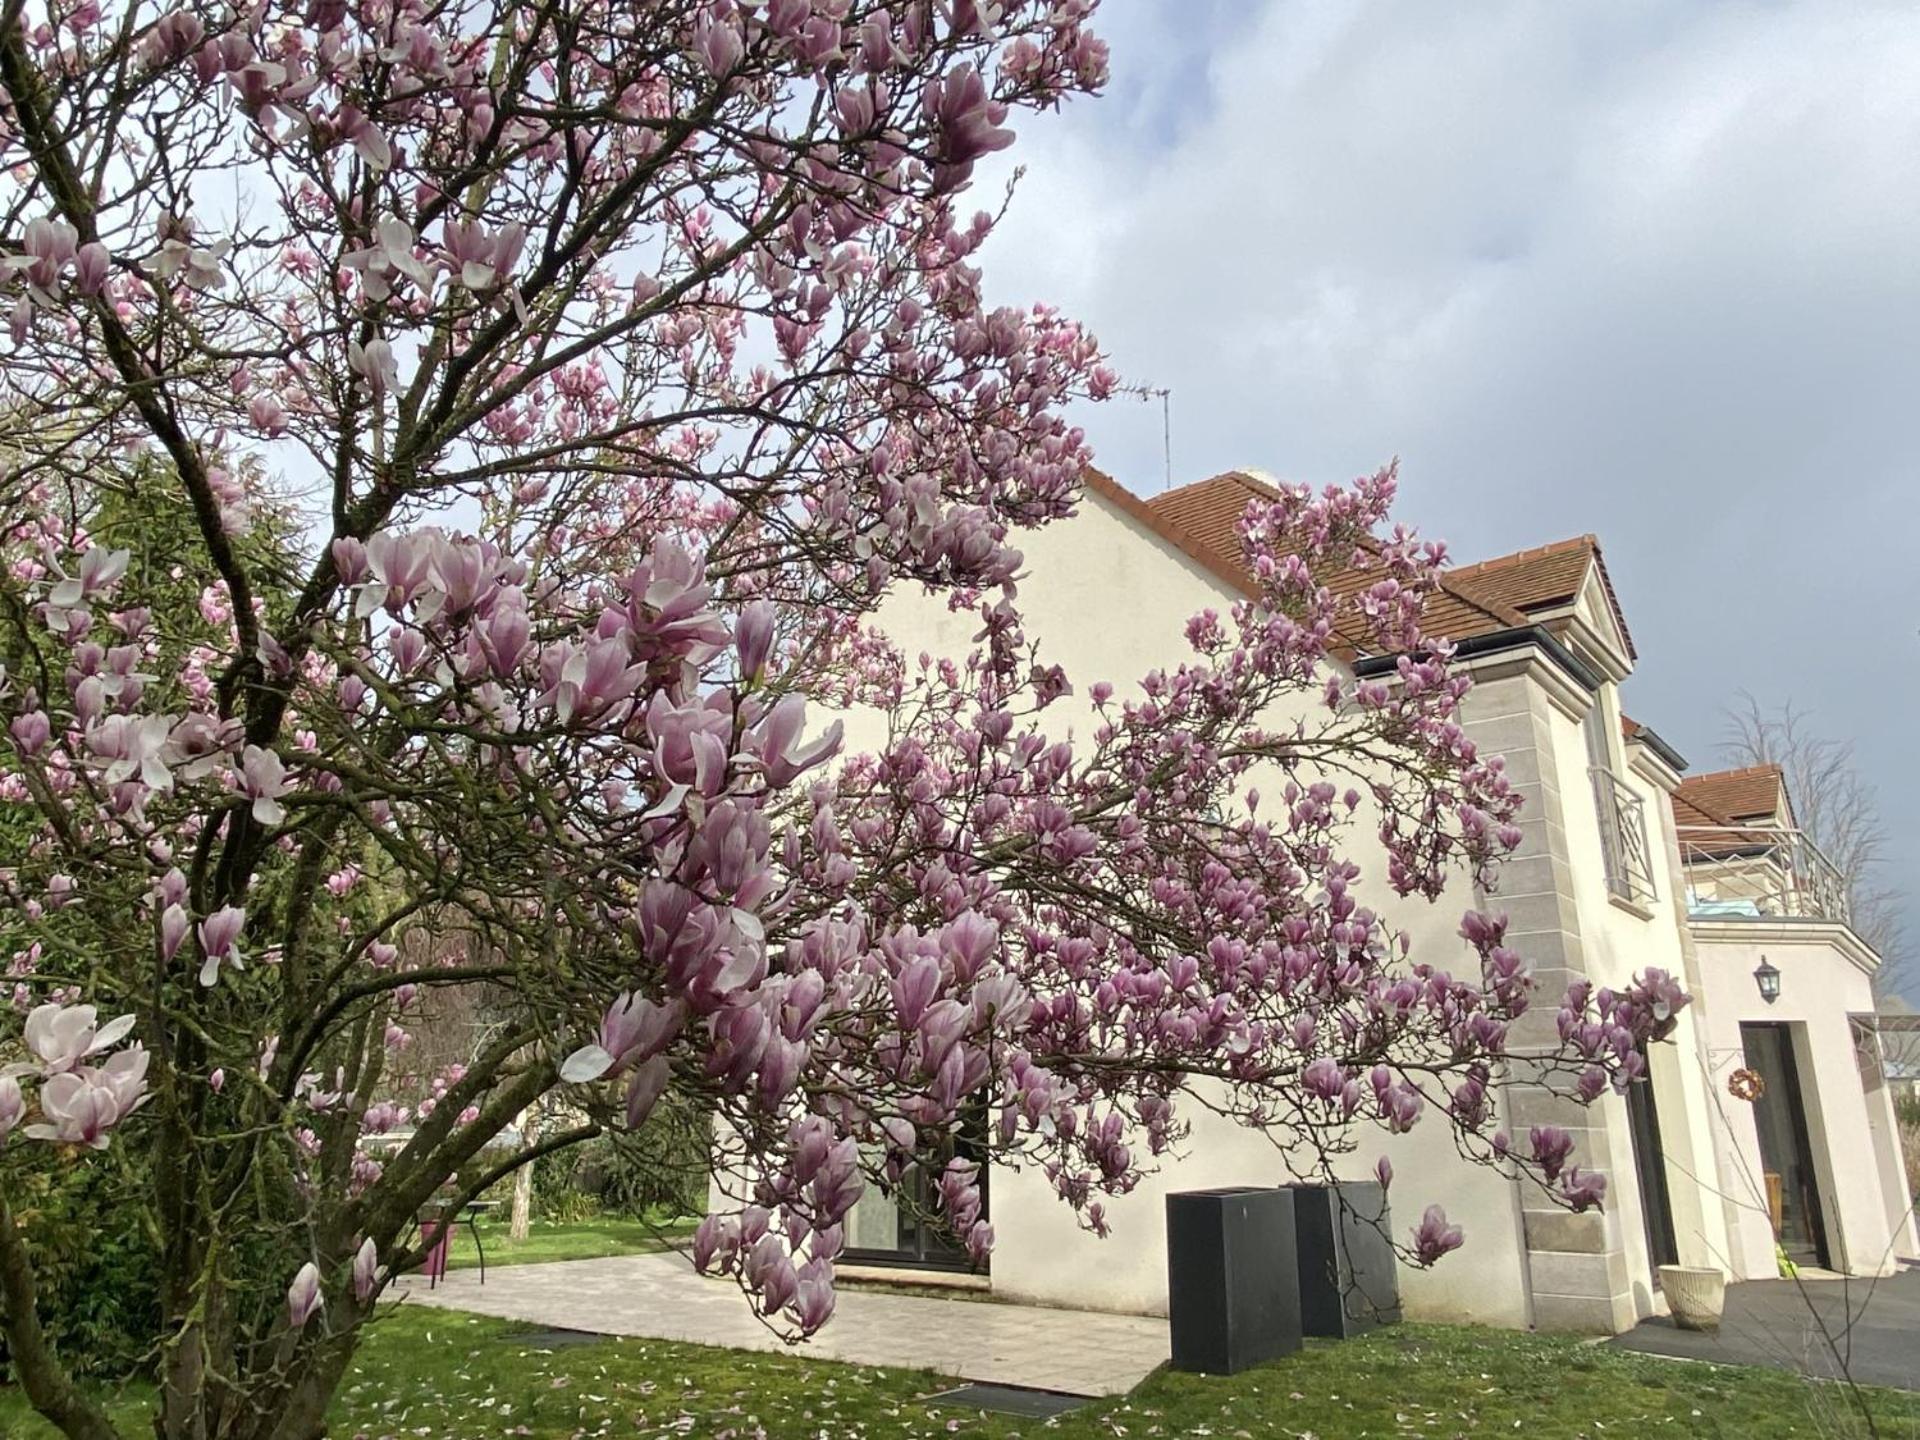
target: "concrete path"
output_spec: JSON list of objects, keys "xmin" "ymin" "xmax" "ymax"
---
[
  {"xmin": 399, "ymin": 1249, "xmax": 1170, "ymax": 1396},
  {"xmin": 1608, "ymin": 1270, "xmax": 1920, "ymax": 1391}
]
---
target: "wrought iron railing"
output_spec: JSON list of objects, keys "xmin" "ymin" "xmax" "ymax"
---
[
  {"xmin": 1677, "ymin": 824, "xmax": 1852, "ymax": 925},
  {"xmin": 1591, "ymin": 766, "xmax": 1658, "ymax": 906}
]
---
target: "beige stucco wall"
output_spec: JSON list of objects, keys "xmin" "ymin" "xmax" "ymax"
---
[
  {"xmin": 985, "ymin": 1080, "xmax": 1533, "ymax": 1324},
  {"xmin": 714, "ymin": 486, "xmax": 1915, "ymax": 1337},
  {"xmin": 1690, "ymin": 922, "xmax": 1919, "ymax": 1278},
  {"xmin": 832, "ymin": 490, "xmax": 1729, "ymax": 1330},
  {"xmin": 1540, "ymin": 689, "xmax": 1733, "ymax": 1318}
]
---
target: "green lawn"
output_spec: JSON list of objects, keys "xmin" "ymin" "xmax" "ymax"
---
[
  {"xmin": 441, "ymin": 1214, "xmax": 696, "ymax": 1271},
  {"xmin": 5, "ymin": 1310, "xmax": 1916, "ymax": 1438}
]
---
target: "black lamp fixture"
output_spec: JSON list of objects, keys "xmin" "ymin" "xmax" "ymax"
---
[{"xmin": 1753, "ymin": 956, "xmax": 1782, "ymax": 1005}]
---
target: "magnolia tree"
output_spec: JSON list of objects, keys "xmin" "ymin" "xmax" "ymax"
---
[{"xmin": 0, "ymin": 1, "xmax": 1687, "ymax": 1437}]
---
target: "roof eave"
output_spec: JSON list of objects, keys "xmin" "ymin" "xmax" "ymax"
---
[
  {"xmin": 1623, "ymin": 720, "xmax": 1688, "ymax": 772},
  {"xmin": 1352, "ymin": 623, "xmax": 1602, "ymax": 693}
]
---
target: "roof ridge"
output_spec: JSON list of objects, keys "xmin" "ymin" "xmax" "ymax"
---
[
  {"xmin": 1445, "ymin": 532, "xmax": 1637, "ymax": 663},
  {"xmin": 1680, "ymin": 762, "xmax": 1784, "ymax": 785},
  {"xmin": 1144, "ymin": 469, "xmax": 1283, "ymax": 513},
  {"xmin": 1450, "ymin": 534, "xmax": 1598, "ymax": 578},
  {"xmin": 1090, "ymin": 467, "xmax": 1532, "ymax": 635}
]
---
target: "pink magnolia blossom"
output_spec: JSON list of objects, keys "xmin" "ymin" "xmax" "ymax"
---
[
  {"xmin": 46, "ymin": 545, "xmax": 128, "ymax": 610},
  {"xmin": 87, "ymin": 713, "xmax": 175, "ymax": 790},
  {"xmin": 347, "ymin": 337, "xmax": 400, "ymax": 395},
  {"xmin": 693, "ymin": 14, "xmax": 744, "ymax": 76},
  {"xmin": 22, "ymin": 1003, "xmax": 136, "ymax": 1074},
  {"xmin": 9, "ymin": 710, "xmax": 50, "ymax": 755},
  {"xmin": 561, "ymin": 993, "xmax": 686, "ymax": 1083},
  {"xmin": 1411, "ymin": 1205, "xmax": 1464, "ymax": 1266},
  {"xmin": 197, "ymin": 906, "xmax": 247, "ymax": 987},
  {"xmin": 235, "ymin": 745, "xmax": 292, "ymax": 825},
  {"xmin": 0, "ymin": 1, "xmax": 1679, "ymax": 1415},
  {"xmin": 747, "ymin": 694, "xmax": 843, "ymax": 788},
  {"xmin": 6, "ymin": 216, "xmax": 78, "ymax": 293},
  {"xmin": 440, "ymin": 218, "xmax": 526, "ymax": 292},
  {"xmin": 20, "ymin": 1048, "xmax": 148, "ymax": 1148},
  {"xmin": 341, "ymin": 217, "xmax": 433, "ymax": 302},
  {"xmin": 160, "ymin": 904, "xmax": 191, "ymax": 962},
  {"xmin": 734, "ymin": 600, "xmax": 776, "ymax": 684},
  {"xmin": 73, "ymin": 241, "xmax": 110, "ymax": 296}
]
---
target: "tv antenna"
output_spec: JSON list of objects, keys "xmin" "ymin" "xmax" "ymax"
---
[{"xmin": 1117, "ymin": 383, "xmax": 1173, "ymax": 491}]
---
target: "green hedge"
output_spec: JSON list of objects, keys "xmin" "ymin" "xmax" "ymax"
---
[{"xmin": 2, "ymin": 1158, "xmax": 162, "ymax": 1381}]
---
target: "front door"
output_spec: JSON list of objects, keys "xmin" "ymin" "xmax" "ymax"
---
[
  {"xmin": 1624, "ymin": 1060, "xmax": 1679, "ymax": 1270},
  {"xmin": 1740, "ymin": 1022, "xmax": 1831, "ymax": 1269}
]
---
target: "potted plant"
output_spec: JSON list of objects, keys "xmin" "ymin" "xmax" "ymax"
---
[{"xmin": 1657, "ymin": 1265, "xmax": 1727, "ymax": 1332}]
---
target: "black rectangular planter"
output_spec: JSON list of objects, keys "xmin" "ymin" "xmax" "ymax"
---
[
  {"xmin": 1165, "ymin": 1188, "xmax": 1301, "ymax": 1374},
  {"xmin": 1287, "ymin": 1181, "xmax": 1402, "ymax": 1338}
]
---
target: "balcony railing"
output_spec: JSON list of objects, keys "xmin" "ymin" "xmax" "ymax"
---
[
  {"xmin": 1677, "ymin": 824, "xmax": 1852, "ymax": 925},
  {"xmin": 1591, "ymin": 766, "xmax": 1658, "ymax": 906}
]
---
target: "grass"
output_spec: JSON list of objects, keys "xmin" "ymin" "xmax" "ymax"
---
[
  {"xmin": 439, "ymin": 1213, "xmax": 697, "ymax": 1271},
  {"xmin": 7, "ymin": 1308, "xmax": 1919, "ymax": 1439}
]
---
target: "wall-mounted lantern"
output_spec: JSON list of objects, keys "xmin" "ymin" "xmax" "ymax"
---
[{"xmin": 1753, "ymin": 956, "xmax": 1782, "ymax": 1005}]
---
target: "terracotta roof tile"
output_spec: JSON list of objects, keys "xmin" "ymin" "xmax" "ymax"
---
[
  {"xmin": 1449, "ymin": 534, "xmax": 1637, "ymax": 661},
  {"xmin": 1450, "ymin": 536, "xmax": 1592, "ymax": 610},
  {"xmin": 1083, "ymin": 470, "xmax": 1655, "ymax": 672},
  {"xmin": 1098, "ymin": 469, "xmax": 1528, "ymax": 649},
  {"xmin": 1671, "ymin": 789, "xmax": 1729, "ymax": 830},
  {"xmin": 1675, "ymin": 764, "xmax": 1787, "ymax": 826}
]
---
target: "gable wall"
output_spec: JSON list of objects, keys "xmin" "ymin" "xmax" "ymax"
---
[{"xmin": 853, "ymin": 492, "xmax": 1544, "ymax": 1323}]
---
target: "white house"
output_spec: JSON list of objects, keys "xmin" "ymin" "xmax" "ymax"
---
[
  {"xmin": 1671, "ymin": 763, "xmax": 1917, "ymax": 1279},
  {"xmin": 833, "ymin": 467, "xmax": 1917, "ymax": 1333}
]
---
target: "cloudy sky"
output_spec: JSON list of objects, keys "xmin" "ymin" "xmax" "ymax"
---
[{"xmin": 973, "ymin": 0, "xmax": 1920, "ymax": 999}]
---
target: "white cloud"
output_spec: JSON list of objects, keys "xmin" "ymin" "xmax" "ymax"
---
[{"xmin": 976, "ymin": 0, "xmax": 1920, "ymax": 985}]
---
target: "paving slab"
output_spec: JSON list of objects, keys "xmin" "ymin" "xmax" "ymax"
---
[
  {"xmin": 399, "ymin": 1249, "xmax": 1169, "ymax": 1396},
  {"xmin": 1608, "ymin": 1269, "xmax": 1920, "ymax": 1391}
]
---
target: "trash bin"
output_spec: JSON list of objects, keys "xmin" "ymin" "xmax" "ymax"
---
[
  {"xmin": 1166, "ymin": 1187, "xmax": 1301, "ymax": 1374},
  {"xmin": 1287, "ymin": 1181, "xmax": 1401, "ymax": 1338},
  {"xmin": 420, "ymin": 1216, "xmax": 451, "ymax": 1287}
]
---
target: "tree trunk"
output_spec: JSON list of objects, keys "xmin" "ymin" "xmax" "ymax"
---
[
  {"xmin": 509, "ymin": 1105, "xmax": 541, "ymax": 1242},
  {"xmin": 0, "ymin": 1195, "xmax": 125, "ymax": 1440}
]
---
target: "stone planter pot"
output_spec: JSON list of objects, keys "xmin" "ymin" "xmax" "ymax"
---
[
  {"xmin": 1658, "ymin": 1265, "xmax": 1727, "ymax": 1332},
  {"xmin": 1286, "ymin": 1181, "xmax": 1401, "ymax": 1338},
  {"xmin": 1166, "ymin": 1188, "xmax": 1302, "ymax": 1374}
]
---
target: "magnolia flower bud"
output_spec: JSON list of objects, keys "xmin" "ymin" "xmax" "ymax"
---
[
  {"xmin": 353, "ymin": 1237, "xmax": 381, "ymax": 1302},
  {"xmin": 73, "ymin": 241, "xmax": 110, "ymax": 296},
  {"xmin": 734, "ymin": 600, "xmax": 775, "ymax": 684},
  {"xmin": 286, "ymin": 1262, "xmax": 323, "ymax": 1327},
  {"xmin": 0, "ymin": 1075, "xmax": 23, "ymax": 1142}
]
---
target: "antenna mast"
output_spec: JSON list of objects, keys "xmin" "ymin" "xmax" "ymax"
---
[{"xmin": 1118, "ymin": 383, "xmax": 1174, "ymax": 491}]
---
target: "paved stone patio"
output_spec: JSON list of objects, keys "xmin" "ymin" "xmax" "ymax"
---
[
  {"xmin": 1609, "ymin": 1270, "xmax": 1920, "ymax": 1391},
  {"xmin": 400, "ymin": 1250, "xmax": 1170, "ymax": 1396}
]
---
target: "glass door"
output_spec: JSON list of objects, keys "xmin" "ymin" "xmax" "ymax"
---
[
  {"xmin": 843, "ymin": 1113, "xmax": 990, "ymax": 1272},
  {"xmin": 1740, "ymin": 1023, "xmax": 1831, "ymax": 1269},
  {"xmin": 1624, "ymin": 1059, "xmax": 1679, "ymax": 1270}
]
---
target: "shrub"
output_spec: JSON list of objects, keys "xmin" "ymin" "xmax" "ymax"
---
[
  {"xmin": 1, "ymin": 1157, "xmax": 161, "ymax": 1381},
  {"xmin": 1896, "ymin": 1093, "xmax": 1920, "ymax": 1202},
  {"xmin": 1894, "ymin": 1090, "xmax": 1920, "ymax": 1130},
  {"xmin": 543, "ymin": 1095, "xmax": 710, "ymax": 1222}
]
